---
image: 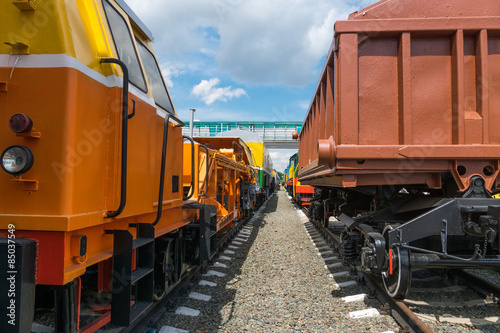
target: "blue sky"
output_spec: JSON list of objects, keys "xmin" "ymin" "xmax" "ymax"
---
[{"xmin": 126, "ymin": 0, "xmax": 378, "ymax": 171}]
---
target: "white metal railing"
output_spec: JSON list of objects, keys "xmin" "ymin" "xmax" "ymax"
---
[{"xmin": 182, "ymin": 124, "xmax": 299, "ymax": 141}]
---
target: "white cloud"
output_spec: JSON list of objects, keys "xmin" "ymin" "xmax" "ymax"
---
[
  {"xmin": 215, "ymin": 2, "xmax": 345, "ymax": 86},
  {"xmin": 296, "ymin": 99, "xmax": 311, "ymax": 110},
  {"xmin": 191, "ymin": 78, "xmax": 247, "ymax": 105},
  {"xmin": 269, "ymin": 149, "xmax": 298, "ymax": 173},
  {"xmin": 160, "ymin": 62, "xmax": 182, "ymax": 88},
  {"xmin": 126, "ymin": 0, "xmax": 379, "ymax": 86}
]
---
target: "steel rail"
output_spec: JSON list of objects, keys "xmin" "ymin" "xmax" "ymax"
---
[
  {"xmin": 303, "ymin": 205, "xmax": 434, "ymax": 333},
  {"xmin": 360, "ymin": 272, "xmax": 434, "ymax": 333},
  {"xmin": 451, "ymin": 270, "xmax": 500, "ymax": 301}
]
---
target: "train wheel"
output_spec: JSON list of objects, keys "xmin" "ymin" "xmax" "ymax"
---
[{"xmin": 382, "ymin": 246, "xmax": 411, "ymax": 299}]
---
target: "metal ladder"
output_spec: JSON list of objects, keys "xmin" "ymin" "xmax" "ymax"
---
[{"xmin": 105, "ymin": 223, "xmax": 155, "ymax": 326}]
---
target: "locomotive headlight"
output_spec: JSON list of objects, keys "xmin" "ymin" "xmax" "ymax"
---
[{"xmin": 1, "ymin": 145, "xmax": 34, "ymax": 176}]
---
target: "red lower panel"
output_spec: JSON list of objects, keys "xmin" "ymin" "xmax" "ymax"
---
[
  {"xmin": 98, "ymin": 258, "xmax": 113, "ymax": 293},
  {"xmin": 0, "ymin": 230, "xmax": 65, "ymax": 285},
  {"xmin": 296, "ymin": 186, "xmax": 314, "ymax": 194}
]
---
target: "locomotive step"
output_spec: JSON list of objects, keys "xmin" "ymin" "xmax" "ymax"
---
[
  {"xmin": 131, "ymin": 268, "xmax": 154, "ymax": 285},
  {"xmin": 133, "ymin": 237, "xmax": 154, "ymax": 249}
]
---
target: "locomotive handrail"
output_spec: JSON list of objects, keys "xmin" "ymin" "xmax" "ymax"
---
[
  {"xmin": 183, "ymin": 136, "xmax": 195, "ymax": 201},
  {"xmin": 153, "ymin": 114, "xmax": 173, "ymax": 226},
  {"xmin": 151, "ymin": 114, "xmax": 186, "ymax": 226},
  {"xmin": 100, "ymin": 58, "xmax": 129, "ymax": 219},
  {"xmin": 128, "ymin": 99, "xmax": 136, "ymax": 119},
  {"xmin": 203, "ymin": 142, "xmax": 216, "ymax": 150},
  {"xmin": 199, "ymin": 144, "xmax": 209, "ymax": 197},
  {"xmin": 167, "ymin": 113, "xmax": 185, "ymax": 127}
]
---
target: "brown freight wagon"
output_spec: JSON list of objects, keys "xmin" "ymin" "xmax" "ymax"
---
[{"xmin": 297, "ymin": 0, "xmax": 500, "ymax": 298}]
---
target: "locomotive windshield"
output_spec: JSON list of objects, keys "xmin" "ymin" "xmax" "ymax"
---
[
  {"xmin": 103, "ymin": 0, "xmax": 148, "ymax": 92},
  {"xmin": 136, "ymin": 40, "xmax": 175, "ymax": 114}
]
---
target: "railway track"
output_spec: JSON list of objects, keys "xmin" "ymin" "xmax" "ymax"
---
[
  {"xmin": 120, "ymin": 202, "xmax": 268, "ymax": 333},
  {"xmin": 65, "ymin": 194, "xmax": 500, "ymax": 333},
  {"xmin": 296, "ymin": 197, "xmax": 500, "ymax": 333},
  {"xmin": 148, "ymin": 190, "xmax": 401, "ymax": 332}
]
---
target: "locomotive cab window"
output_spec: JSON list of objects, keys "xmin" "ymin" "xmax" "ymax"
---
[
  {"xmin": 136, "ymin": 40, "xmax": 175, "ymax": 114},
  {"xmin": 103, "ymin": 0, "xmax": 147, "ymax": 92}
]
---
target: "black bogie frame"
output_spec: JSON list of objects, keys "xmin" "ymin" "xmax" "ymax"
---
[{"xmin": 308, "ymin": 176, "xmax": 500, "ymax": 298}]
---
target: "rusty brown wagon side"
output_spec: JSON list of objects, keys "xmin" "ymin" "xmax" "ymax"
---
[
  {"xmin": 297, "ymin": 0, "xmax": 500, "ymax": 299},
  {"xmin": 298, "ymin": 0, "xmax": 500, "ymax": 193}
]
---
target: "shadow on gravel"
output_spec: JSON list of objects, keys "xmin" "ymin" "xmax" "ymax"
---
[
  {"xmin": 263, "ymin": 193, "xmax": 278, "ymax": 213},
  {"xmin": 259, "ymin": 192, "xmax": 279, "ymax": 215},
  {"xmin": 301, "ymin": 215, "xmax": 389, "ymax": 319},
  {"xmin": 156, "ymin": 192, "xmax": 280, "ymax": 332}
]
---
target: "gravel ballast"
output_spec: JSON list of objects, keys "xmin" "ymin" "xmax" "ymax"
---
[{"xmin": 157, "ymin": 190, "xmax": 400, "ymax": 332}]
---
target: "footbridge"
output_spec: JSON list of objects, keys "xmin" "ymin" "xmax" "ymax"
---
[{"xmin": 182, "ymin": 121, "xmax": 301, "ymax": 149}]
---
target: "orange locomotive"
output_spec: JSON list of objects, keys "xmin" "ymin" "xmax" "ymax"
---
[
  {"xmin": 185, "ymin": 137, "xmax": 259, "ymax": 232},
  {"xmin": 0, "ymin": 1, "xmax": 259, "ymax": 332}
]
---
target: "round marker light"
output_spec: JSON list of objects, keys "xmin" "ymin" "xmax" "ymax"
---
[
  {"xmin": 9, "ymin": 113, "xmax": 32, "ymax": 133},
  {"xmin": 1, "ymin": 145, "xmax": 34, "ymax": 176}
]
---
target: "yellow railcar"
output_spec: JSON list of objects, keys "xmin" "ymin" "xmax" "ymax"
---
[{"xmin": 246, "ymin": 141, "xmax": 273, "ymax": 205}]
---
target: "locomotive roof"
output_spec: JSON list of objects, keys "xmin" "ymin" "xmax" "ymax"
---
[{"xmin": 116, "ymin": 0, "xmax": 154, "ymax": 41}]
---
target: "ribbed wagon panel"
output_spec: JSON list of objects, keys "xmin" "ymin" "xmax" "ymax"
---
[
  {"xmin": 358, "ymin": 38, "xmax": 399, "ymax": 146},
  {"xmin": 411, "ymin": 37, "xmax": 453, "ymax": 145},
  {"xmin": 298, "ymin": 0, "xmax": 500, "ymax": 192},
  {"xmin": 489, "ymin": 36, "xmax": 500, "ymax": 144}
]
